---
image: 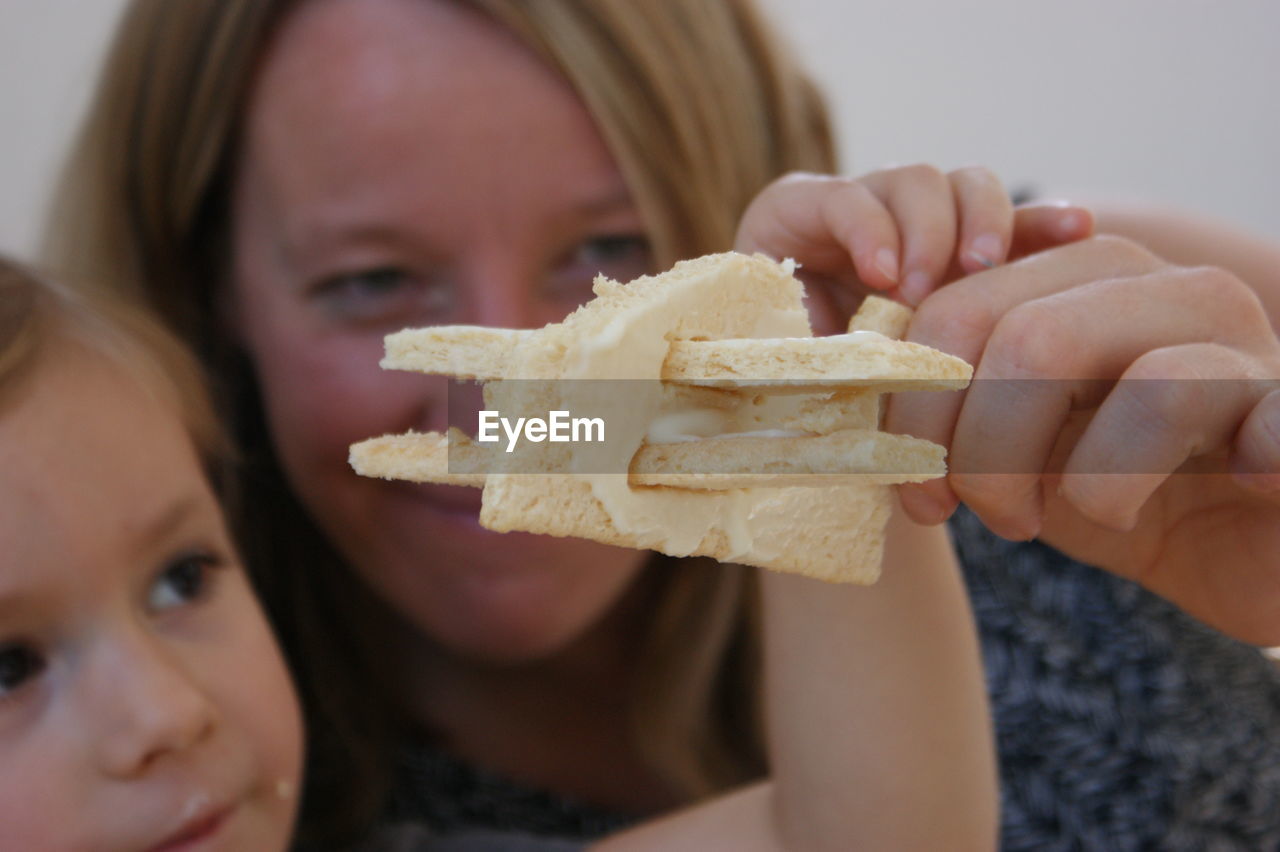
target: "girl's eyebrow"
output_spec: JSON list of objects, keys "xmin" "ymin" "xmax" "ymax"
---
[
  {"xmin": 0, "ymin": 496, "xmax": 211, "ymax": 619},
  {"xmin": 133, "ymin": 494, "xmax": 208, "ymax": 550},
  {"xmin": 0, "ymin": 588, "xmax": 31, "ymax": 623}
]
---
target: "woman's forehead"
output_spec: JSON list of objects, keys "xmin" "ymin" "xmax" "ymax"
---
[
  {"xmin": 252, "ymin": 0, "xmax": 561, "ymax": 129},
  {"xmin": 237, "ymin": 0, "xmax": 632, "ymax": 255}
]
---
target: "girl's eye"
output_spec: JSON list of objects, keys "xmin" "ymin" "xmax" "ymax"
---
[
  {"xmin": 148, "ymin": 552, "xmax": 221, "ymax": 613},
  {"xmin": 0, "ymin": 643, "xmax": 44, "ymax": 697},
  {"xmin": 312, "ymin": 266, "xmax": 452, "ymax": 325}
]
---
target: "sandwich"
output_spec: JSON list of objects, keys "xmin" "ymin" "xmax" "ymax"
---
[{"xmin": 350, "ymin": 252, "xmax": 970, "ymax": 583}]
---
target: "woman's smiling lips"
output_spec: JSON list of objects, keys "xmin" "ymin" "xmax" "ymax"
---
[{"xmin": 396, "ymin": 481, "xmax": 484, "ymax": 516}]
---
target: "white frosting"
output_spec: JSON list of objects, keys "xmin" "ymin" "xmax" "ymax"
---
[
  {"xmin": 645, "ymin": 408, "xmax": 730, "ymax": 444},
  {"xmin": 559, "ymin": 263, "xmax": 811, "ymax": 559}
]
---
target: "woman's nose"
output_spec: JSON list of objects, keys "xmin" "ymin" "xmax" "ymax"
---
[
  {"xmin": 89, "ymin": 634, "xmax": 217, "ymax": 778},
  {"xmin": 470, "ymin": 290, "xmax": 543, "ymax": 329},
  {"xmin": 460, "ymin": 260, "xmax": 562, "ymax": 330}
]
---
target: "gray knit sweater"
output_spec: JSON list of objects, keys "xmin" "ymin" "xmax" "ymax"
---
[
  {"xmin": 952, "ymin": 506, "xmax": 1280, "ymax": 850},
  {"xmin": 386, "ymin": 509, "xmax": 1280, "ymax": 850}
]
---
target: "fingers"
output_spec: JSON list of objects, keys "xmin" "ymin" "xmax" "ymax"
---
[
  {"xmin": 735, "ymin": 173, "xmax": 902, "ymax": 290},
  {"xmin": 888, "ymin": 254, "xmax": 1234, "ymax": 526},
  {"xmin": 942, "ymin": 275, "xmax": 1222, "ymax": 539},
  {"xmin": 817, "ymin": 179, "xmax": 903, "ymax": 289},
  {"xmin": 861, "ymin": 165, "xmax": 958, "ymax": 305},
  {"xmin": 1058, "ymin": 343, "xmax": 1267, "ymax": 529},
  {"xmin": 1008, "ymin": 203, "xmax": 1095, "ymax": 260},
  {"xmin": 737, "ymin": 169, "xmax": 1097, "ymax": 313},
  {"xmin": 948, "ymin": 167, "xmax": 1014, "ymax": 274},
  {"xmin": 1231, "ymin": 387, "xmax": 1280, "ymax": 496}
]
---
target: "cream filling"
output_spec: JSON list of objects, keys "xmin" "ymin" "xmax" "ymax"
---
[
  {"xmin": 558, "ymin": 265, "xmax": 811, "ymax": 560},
  {"xmin": 644, "ymin": 408, "xmax": 728, "ymax": 444},
  {"xmin": 645, "ymin": 408, "xmax": 811, "ymax": 444}
]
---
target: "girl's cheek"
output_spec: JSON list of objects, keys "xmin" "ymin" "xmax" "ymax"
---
[
  {"xmin": 219, "ymin": 579, "xmax": 305, "ymax": 834},
  {"xmin": 0, "ymin": 735, "xmax": 86, "ymax": 849}
]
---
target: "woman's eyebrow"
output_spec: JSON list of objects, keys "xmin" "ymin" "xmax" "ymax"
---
[
  {"xmin": 275, "ymin": 217, "xmax": 415, "ymax": 275},
  {"xmin": 571, "ymin": 188, "xmax": 636, "ymax": 219}
]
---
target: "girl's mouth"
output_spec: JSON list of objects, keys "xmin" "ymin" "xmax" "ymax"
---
[{"xmin": 149, "ymin": 801, "xmax": 234, "ymax": 852}]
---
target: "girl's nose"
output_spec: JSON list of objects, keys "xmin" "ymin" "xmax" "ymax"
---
[{"xmin": 89, "ymin": 635, "xmax": 217, "ymax": 778}]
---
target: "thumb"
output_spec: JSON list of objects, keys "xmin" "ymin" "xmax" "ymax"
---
[{"xmin": 1231, "ymin": 387, "xmax": 1280, "ymax": 496}]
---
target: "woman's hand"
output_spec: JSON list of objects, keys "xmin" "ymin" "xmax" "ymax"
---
[
  {"xmin": 887, "ymin": 235, "xmax": 1280, "ymax": 645},
  {"xmin": 736, "ymin": 172, "xmax": 1280, "ymax": 646},
  {"xmin": 736, "ymin": 166, "xmax": 1092, "ymax": 309}
]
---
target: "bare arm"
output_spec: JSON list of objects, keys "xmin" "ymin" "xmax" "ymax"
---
[{"xmin": 595, "ymin": 512, "xmax": 997, "ymax": 852}]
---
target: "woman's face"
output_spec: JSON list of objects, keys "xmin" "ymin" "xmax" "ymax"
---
[{"xmin": 229, "ymin": 0, "xmax": 653, "ymax": 662}]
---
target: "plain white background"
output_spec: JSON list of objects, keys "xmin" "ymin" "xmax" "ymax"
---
[{"xmin": 2, "ymin": 0, "xmax": 1277, "ymax": 260}]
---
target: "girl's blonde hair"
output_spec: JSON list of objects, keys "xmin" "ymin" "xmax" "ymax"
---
[
  {"xmin": 44, "ymin": 0, "xmax": 838, "ymax": 842},
  {"xmin": 0, "ymin": 255, "xmax": 226, "ymax": 476}
]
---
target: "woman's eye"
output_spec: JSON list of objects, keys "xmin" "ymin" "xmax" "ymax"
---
[
  {"xmin": 148, "ymin": 552, "xmax": 221, "ymax": 613},
  {"xmin": 573, "ymin": 234, "xmax": 652, "ymax": 277},
  {"xmin": 548, "ymin": 234, "xmax": 652, "ymax": 304},
  {"xmin": 312, "ymin": 266, "xmax": 452, "ymax": 325},
  {"xmin": 0, "ymin": 643, "xmax": 44, "ymax": 697}
]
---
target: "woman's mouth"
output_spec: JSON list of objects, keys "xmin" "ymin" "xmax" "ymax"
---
[{"xmin": 396, "ymin": 480, "xmax": 484, "ymax": 516}]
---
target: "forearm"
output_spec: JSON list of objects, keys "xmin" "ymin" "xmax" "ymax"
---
[
  {"xmin": 596, "ymin": 510, "xmax": 997, "ymax": 852},
  {"xmin": 759, "ymin": 508, "xmax": 997, "ymax": 851}
]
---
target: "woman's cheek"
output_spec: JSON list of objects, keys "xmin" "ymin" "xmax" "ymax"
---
[{"xmin": 256, "ymin": 333, "xmax": 440, "ymax": 483}]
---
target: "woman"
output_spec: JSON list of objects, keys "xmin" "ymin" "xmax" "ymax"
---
[{"xmin": 45, "ymin": 0, "xmax": 1280, "ymax": 848}]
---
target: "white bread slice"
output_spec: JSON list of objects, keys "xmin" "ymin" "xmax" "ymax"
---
[
  {"xmin": 661, "ymin": 332, "xmax": 967, "ymax": 392},
  {"xmin": 383, "ymin": 326, "xmax": 525, "ymax": 380},
  {"xmin": 350, "ymin": 426, "xmax": 942, "ymax": 490},
  {"xmin": 350, "ymin": 429, "xmax": 486, "ymax": 488},
  {"xmin": 848, "ymin": 294, "xmax": 912, "ymax": 338},
  {"xmin": 630, "ymin": 428, "xmax": 944, "ymax": 487},
  {"xmin": 383, "ymin": 324, "xmax": 968, "ymax": 391}
]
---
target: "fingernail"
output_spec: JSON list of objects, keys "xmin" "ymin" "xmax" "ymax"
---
[
  {"xmin": 966, "ymin": 232, "xmax": 1003, "ymax": 268},
  {"xmin": 874, "ymin": 247, "xmax": 899, "ymax": 283},
  {"xmin": 1231, "ymin": 469, "xmax": 1280, "ymax": 494},
  {"xmin": 1057, "ymin": 210, "xmax": 1084, "ymax": 239},
  {"xmin": 899, "ymin": 270, "xmax": 932, "ymax": 306},
  {"xmin": 899, "ymin": 484, "xmax": 951, "ymax": 525}
]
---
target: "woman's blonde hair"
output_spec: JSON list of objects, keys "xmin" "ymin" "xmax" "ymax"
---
[{"xmin": 44, "ymin": 0, "xmax": 838, "ymax": 841}]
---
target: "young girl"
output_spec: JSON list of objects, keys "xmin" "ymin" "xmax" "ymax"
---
[
  {"xmin": 0, "ymin": 254, "xmax": 996, "ymax": 849},
  {"xmin": 0, "ymin": 259, "xmax": 304, "ymax": 849}
]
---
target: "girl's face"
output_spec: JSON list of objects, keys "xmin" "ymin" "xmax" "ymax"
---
[
  {"xmin": 229, "ymin": 0, "xmax": 652, "ymax": 662},
  {"xmin": 0, "ymin": 344, "xmax": 302, "ymax": 851}
]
